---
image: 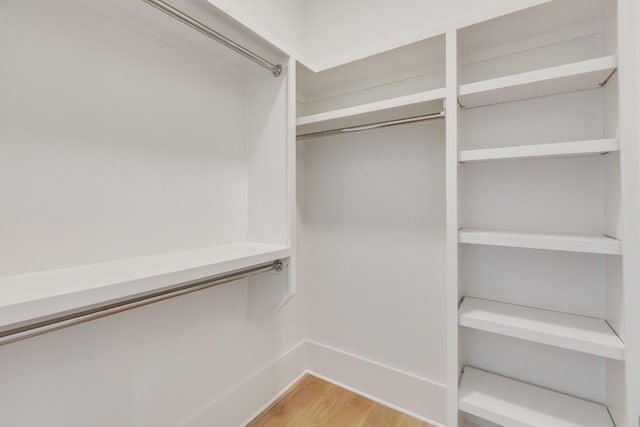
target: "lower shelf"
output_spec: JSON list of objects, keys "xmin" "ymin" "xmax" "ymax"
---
[
  {"xmin": 0, "ymin": 242, "xmax": 291, "ymax": 333},
  {"xmin": 458, "ymin": 139, "xmax": 619, "ymax": 163},
  {"xmin": 459, "ymin": 228, "xmax": 622, "ymax": 255},
  {"xmin": 459, "ymin": 297, "xmax": 624, "ymax": 360},
  {"xmin": 459, "ymin": 367, "xmax": 614, "ymax": 427}
]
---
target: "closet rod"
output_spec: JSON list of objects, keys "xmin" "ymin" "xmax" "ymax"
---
[
  {"xmin": 142, "ymin": 0, "xmax": 283, "ymax": 77},
  {"xmin": 0, "ymin": 259, "xmax": 285, "ymax": 346},
  {"xmin": 296, "ymin": 111, "xmax": 445, "ymax": 140}
]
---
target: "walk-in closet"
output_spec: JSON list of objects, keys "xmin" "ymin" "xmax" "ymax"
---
[{"xmin": 1, "ymin": 0, "xmax": 638, "ymax": 426}]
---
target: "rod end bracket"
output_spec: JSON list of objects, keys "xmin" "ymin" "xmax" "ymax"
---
[
  {"xmin": 273, "ymin": 259, "xmax": 285, "ymax": 271},
  {"xmin": 272, "ymin": 64, "xmax": 283, "ymax": 78}
]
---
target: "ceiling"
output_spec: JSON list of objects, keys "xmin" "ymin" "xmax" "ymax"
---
[{"xmin": 205, "ymin": 0, "xmax": 553, "ymax": 71}]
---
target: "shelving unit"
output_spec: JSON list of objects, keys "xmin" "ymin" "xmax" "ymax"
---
[
  {"xmin": 0, "ymin": 243, "xmax": 290, "ymax": 334},
  {"xmin": 297, "ymin": 88, "xmax": 445, "ymax": 126},
  {"xmin": 458, "ymin": 229, "xmax": 622, "ymax": 255},
  {"xmin": 296, "ymin": 34, "xmax": 446, "ymax": 139},
  {"xmin": 459, "ymin": 367, "xmax": 615, "ymax": 427},
  {"xmin": 459, "ymin": 139, "xmax": 619, "ymax": 162},
  {"xmin": 296, "ymin": 88, "xmax": 445, "ymax": 136},
  {"xmin": 459, "ymin": 297, "xmax": 624, "ymax": 360},
  {"xmin": 458, "ymin": 55, "xmax": 617, "ymax": 108},
  {"xmin": 451, "ymin": 1, "xmax": 629, "ymax": 426}
]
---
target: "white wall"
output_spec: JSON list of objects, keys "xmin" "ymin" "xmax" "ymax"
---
[
  {"xmin": 0, "ymin": 1, "xmax": 305, "ymax": 425},
  {"xmin": 0, "ymin": 0, "xmax": 250, "ymax": 276},
  {"xmin": 0, "ymin": 0, "xmax": 290, "ymax": 276},
  {"xmin": 299, "ymin": 121, "xmax": 447, "ymax": 423}
]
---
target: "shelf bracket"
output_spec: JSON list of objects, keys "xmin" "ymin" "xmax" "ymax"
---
[{"xmin": 599, "ymin": 68, "xmax": 618, "ymax": 87}]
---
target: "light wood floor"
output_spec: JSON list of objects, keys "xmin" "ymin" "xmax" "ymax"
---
[{"xmin": 247, "ymin": 374, "xmax": 433, "ymax": 427}]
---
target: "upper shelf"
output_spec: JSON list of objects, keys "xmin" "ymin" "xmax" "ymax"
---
[
  {"xmin": 459, "ymin": 367, "xmax": 615, "ymax": 427},
  {"xmin": 296, "ymin": 88, "xmax": 445, "ymax": 137},
  {"xmin": 460, "ymin": 297, "xmax": 624, "ymax": 360},
  {"xmin": 459, "ymin": 228, "xmax": 622, "ymax": 255},
  {"xmin": 458, "ymin": 55, "xmax": 617, "ymax": 108},
  {"xmin": 459, "ymin": 139, "xmax": 619, "ymax": 163},
  {"xmin": 0, "ymin": 243, "xmax": 290, "ymax": 333}
]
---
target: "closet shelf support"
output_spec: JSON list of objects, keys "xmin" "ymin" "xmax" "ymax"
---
[
  {"xmin": 142, "ymin": 0, "xmax": 283, "ymax": 77},
  {"xmin": 296, "ymin": 111, "xmax": 446, "ymax": 140},
  {"xmin": 0, "ymin": 259, "xmax": 287, "ymax": 346},
  {"xmin": 599, "ymin": 68, "xmax": 618, "ymax": 87}
]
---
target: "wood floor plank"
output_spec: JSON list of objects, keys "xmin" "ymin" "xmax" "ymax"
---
[
  {"xmin": 303, "ymin": 381, "xmax": 343, "ymax": 424},
  {"xmin": 247, "ymin": 374, "xmax": 433, "ymax": 427},
  {"xmin": 322, "ymin": 387, "xmax": 375, "ymax": 427},
  {"xmin": 394, "ymin": 413, "xmax": 430, "ymax": 427},
  {"xmin": 360, "ymin": 403, "xmax": 428, "ymax": 427},
  {"xmin": 249, "ymin": 375, "xmax": 328, "ymax": 427},
  {"xmin": 359, "ymin": 404, "xmax": 402, "ymax": 427}
]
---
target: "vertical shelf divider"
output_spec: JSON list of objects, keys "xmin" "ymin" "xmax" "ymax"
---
[
  {"xmin": 618, "ymin": 0, "xmax": 640, "ymax": 424},
  {"xmin": 445, "ymin": 29, "xmax": 460, "ymax": 427},
  {"xmin": 287, "ymin": 56, "xmax": 298, "ymax": 295}
]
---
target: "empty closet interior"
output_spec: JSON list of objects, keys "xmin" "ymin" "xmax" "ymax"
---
[{"xmin": 1, "ymin": 0, "xmax": 638, "ymax": 426}]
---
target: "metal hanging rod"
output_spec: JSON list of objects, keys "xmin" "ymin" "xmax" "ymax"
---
[
  {"xmin": 0, "ymin": 259, "xmax": 285, "ymax": 346},
  {"xmin": 296, "ymin": 111, "xmax": 446, "ymax": 141},
  {"xmin": 142, "ymin": 0, "xmax": 283, "ymax": 77}
]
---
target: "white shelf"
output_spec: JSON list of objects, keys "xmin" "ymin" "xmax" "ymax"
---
[
  {"xmin": 296, "ymin": 88, "xmax": 445, "ymax": 136},
  {"xmin": 459, "ymin": 139, "xmax": 619, "ymax": 162},
  {"xmin": 459, "ymin": 55, "xmax": 617, "ymax": 108},
  {"xmin": 0, "ymin": 243, "xmax": 290, "ymax": 332},
  {"xmin": 459, "ymin": 297, "xmax": 624, "ymax": 360},
  {"xmin": 459, "ymin": 228, "xmax": 622, "ymax": 255},
  {"xmin": 459, "ymin": 367, "xmax": 615, "ymax": 427}
]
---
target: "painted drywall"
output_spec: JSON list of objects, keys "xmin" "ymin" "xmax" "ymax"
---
[
  {"xmin": 0, "ymin": 0, "xmax": 290, "ymax": 276},
  {"xmin": 298, "ymin": 121, "xmax": 447, "ymax": 420},
  {"xmin": 0, "ymin": 0, "xmax": 244, "ymax": 275}
]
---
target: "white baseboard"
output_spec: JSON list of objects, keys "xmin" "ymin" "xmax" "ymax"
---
[
  {"xmin": 304, "ymin": 340, "xmax": 447, "ymax": 427},
  {"xmin": 180, "ymin": 341, "xmax": 307, "ymax": 427},
  {"xmin": 462, "ymin": 413, "xmax": 501, "ymax": 427},
  {"xmin": 239, "ymin": 370, "xmax": 308, "ymax": 426},
  {"xmin": 180, "ymin": 340, "xmax": 447, "ymax": 427}
]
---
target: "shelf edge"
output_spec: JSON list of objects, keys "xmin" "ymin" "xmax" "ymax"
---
[
  {"xmin": 458, "ymin": 229, "xmax": 622, "ymax": 255},
  {"xmin": 459, "ymin": 139, "xmax": 620, "ymax": 162},
  {"xmin": 459, "ymin": 367, "xmax": 615, "ymax": 427},
  {"xmin": 459, "ymin": 55, "xmax": 617, "ymax": 96},
  {"xmin": 459, "ymin": 297, "xmax": 625, "ymax": 360},
  {"xmin": 296, "ymin": 87, "xmax": 446, "ymax": 126}
]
